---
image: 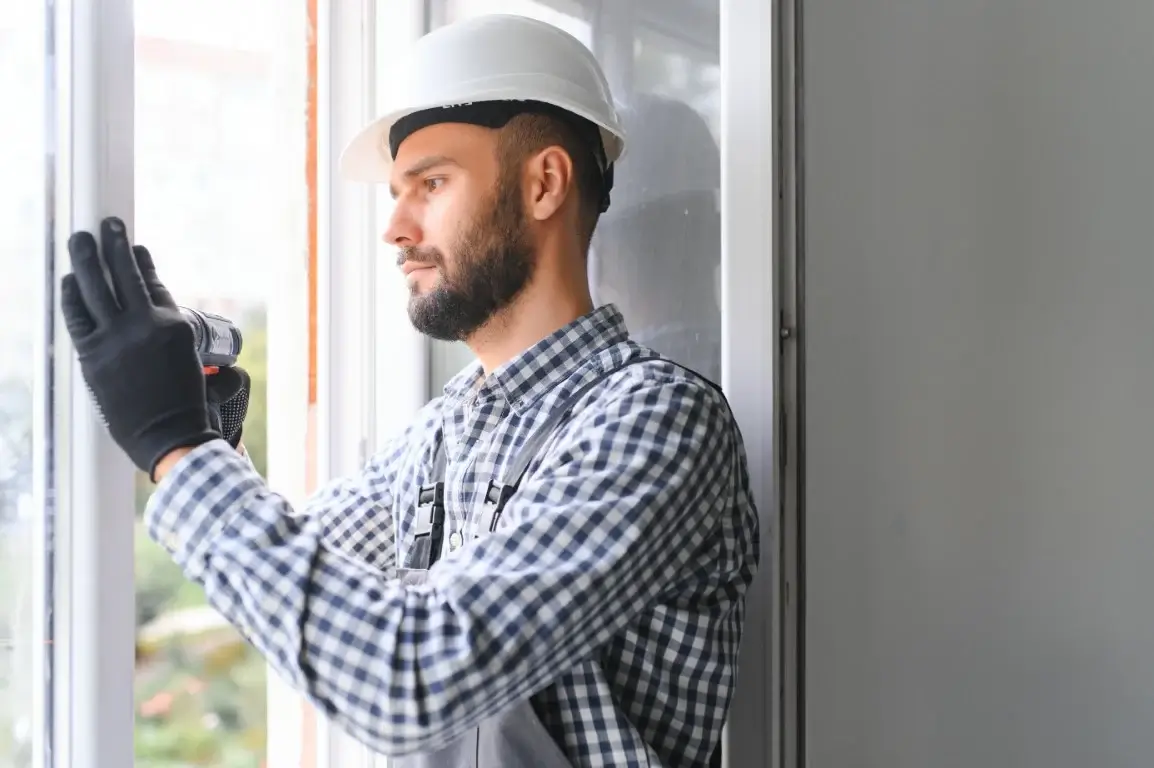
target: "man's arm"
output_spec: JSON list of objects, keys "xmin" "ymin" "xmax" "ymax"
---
[
  {"xmin": 144, "ymin": 377, "xmax": 745, "ymax": 757},
  {"xmin": 149, "ymin": 395, "xmax": 438, "ymax": 586}
]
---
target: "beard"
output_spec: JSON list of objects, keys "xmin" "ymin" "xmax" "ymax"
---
[{"xmin": 400, "ymin": 171, "xmax": 535, "ymax": 342}]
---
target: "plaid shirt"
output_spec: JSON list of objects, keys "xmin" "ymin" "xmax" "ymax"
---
[{"xmin": 146, "ymin": 304, "xmax": 760, "ymax": 767}]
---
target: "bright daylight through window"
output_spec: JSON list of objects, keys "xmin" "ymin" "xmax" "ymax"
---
[
  {"xmin": 0, "ymin": 2, "xmax": 52, "ymax": 766},
  {"xmin": 131, "ymin": 1, "xmax": 308, "ymax": 765},
  {"xmin": 0, "ymin": 1, "xmax": 309, "ymax": 765}
]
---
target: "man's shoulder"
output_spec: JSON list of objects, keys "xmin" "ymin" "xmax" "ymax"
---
[
  {"xmin": 583, "ymin": 342, "xmax": 725, "ymax": 401},
  {"xmin": 519, "ymin": 344, "xmax": 744, "ymax": 496},
  {"xmin": 551, "ymin": 343, "xmax": 732, "ymax": 435}
]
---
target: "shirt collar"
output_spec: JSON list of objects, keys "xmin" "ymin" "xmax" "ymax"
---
[{"xmin": 441, "ymin": 303, "xmax": 630, "ymax": 412}]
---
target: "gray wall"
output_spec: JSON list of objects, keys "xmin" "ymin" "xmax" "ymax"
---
[{"xmin": 802, "ymin": 1, "xmax": 1154, "ymax": 765}]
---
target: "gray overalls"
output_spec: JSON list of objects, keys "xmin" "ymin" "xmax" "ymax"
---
[{"xmin": 391, "ymin": 357, "xmax": 725, "ymax": 767}]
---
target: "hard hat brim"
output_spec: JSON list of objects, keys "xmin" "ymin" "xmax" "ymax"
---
[
  {"xmin": 338, "ymin": 111, "xmax": 402, "ymax": 182},
  {"xmin": 339, "ymin": 96, "xmax": 626, "ymax": 183}
]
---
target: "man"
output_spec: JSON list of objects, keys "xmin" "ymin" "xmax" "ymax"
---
[{"xmin": 60, "ymin": 14, "xmax": 759, "ymax": 767}]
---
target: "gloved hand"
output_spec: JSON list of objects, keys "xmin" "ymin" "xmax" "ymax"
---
[
  {"xmin": 206, "ymin": 366, "xmax": 250, "ymax": 449},
  {"xmin": 60, "ymin": 217, "xmax": 220, "ymax": 479}
]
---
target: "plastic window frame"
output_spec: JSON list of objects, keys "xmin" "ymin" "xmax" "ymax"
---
[
  {"xmin": 312, "ymin": 1, "xmax": 428, "ymax": 766},
  {"xmin": 50, "ymin": 0, "xmax": 138, "ymax": 766},
  {"xmin": 718, "ymin": 0, "xmax": 777, "ymax": 765},
  {"xmin": 50, "ymin": 1, "xmax": 317, "ymax": 766}
]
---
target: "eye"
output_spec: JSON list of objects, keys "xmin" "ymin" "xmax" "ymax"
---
[{"xmin": 424, "ymin": 177, "xmax": 446, "ymax": 193}]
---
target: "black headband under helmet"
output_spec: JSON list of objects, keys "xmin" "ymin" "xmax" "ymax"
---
[{"xmin": 388, "ymin": 99, "xmax": 615, "ymax": 213}]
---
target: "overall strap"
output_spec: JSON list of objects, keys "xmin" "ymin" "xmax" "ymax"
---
[
  {"xmin": 407, "ymin": 429, "xmax": 448, "ymax": 570},
  {"xmin": 472, "ymin": 355, "xmax": 722, "ymax": 537},
  {"xmin": 417, "ymin": 355, "xmax": 724, "ymax": 562}
]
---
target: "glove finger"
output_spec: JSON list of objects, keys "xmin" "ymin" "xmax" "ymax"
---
[
  {"xmin": 67, "ymin": 230, "xmax": 119, "ymax": 323},
  {"xmin": 219, "ymin": 388, "xmax": 249, "ymax": 447},
  {"xmin": 101, "ymin": 217, "xmax": 151, "ymax": 310},
  {"xmin": 60, "ymin": 274, "xmax": 97, "ymax": 339},
  {"xmin": 132, "ymin": 245, "xmax": 177, "ymax": 308},
  {"xmin": 205, "ymin": 365, "xmax": 247, "ymax": 402},
  {"xmin": 207, "ymin": 402, "xmax": 224, "ymax": 436},
  {"xmin": 207, "ymin": 366, "xmax": 249, "ymax": 448}
]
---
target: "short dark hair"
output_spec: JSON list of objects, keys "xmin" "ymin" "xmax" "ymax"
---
[{"xmin": 497, "ymin": 112, "xmax": 604, "ymax": 248}]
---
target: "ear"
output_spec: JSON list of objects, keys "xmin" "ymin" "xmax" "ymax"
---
[{"xmin": 525, "ymin": 146, "xmax": 574, "ymax": 223}]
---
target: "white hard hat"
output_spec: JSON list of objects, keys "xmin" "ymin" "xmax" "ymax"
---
[{"xmin": 339, "ymin": 14, "xmax": 626, "ymax": 185}]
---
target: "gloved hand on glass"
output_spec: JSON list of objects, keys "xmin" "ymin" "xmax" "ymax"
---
[{"xmin": 59, "ymin": 216, "xmax": 250, "ymax": 479}]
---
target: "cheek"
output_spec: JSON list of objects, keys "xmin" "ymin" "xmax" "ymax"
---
[
  {"xmin": 423, "ymin": 195, "xmax": 451, "ymax": 240},
  {"xmin": 427, "ymin": 185, "xmax": 476, "ymax": 236},
  {"xmin": 430, "ymin": 195, "xmax": 478, "ymax": 266}
]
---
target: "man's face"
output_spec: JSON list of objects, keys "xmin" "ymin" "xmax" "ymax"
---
[{"xmin": 384, "ymin": 122, "xmax": 535, "ymax": 342}]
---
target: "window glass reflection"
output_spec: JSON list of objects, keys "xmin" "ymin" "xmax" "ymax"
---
[
  {"xmin": 0, "ymin": 2, "xmax": 51, "ymax": 765},
  {"xmin": 591, "ymin": 91, "xmax": 721, "ymax": 383}
]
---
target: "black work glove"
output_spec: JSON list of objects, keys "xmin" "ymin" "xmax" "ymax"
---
[
  {"xmin": 206, "ymin": 366, "xmax": 250, "ymax": 449},
  {"xmin": 60, "ymin": 217, "xmax": 219, "ymax": 479}
]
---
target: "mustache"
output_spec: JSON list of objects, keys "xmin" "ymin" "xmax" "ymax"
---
[{"xmin": 396, "ymin": 246, "xmax": 444, "ymax": 268}]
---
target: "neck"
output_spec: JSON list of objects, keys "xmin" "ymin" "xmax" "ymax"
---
[{"xmin": 467, "ymin": 248, "xmax": 592, "ymax": 373}]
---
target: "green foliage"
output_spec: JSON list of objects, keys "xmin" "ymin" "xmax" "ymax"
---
[
  {"xmin": 235, "ymin": 308, "xmax": 269, "ymax": 477},
  {"xmin": 134, "ymin": 639, "xmax": 268, "ymax": 768}
]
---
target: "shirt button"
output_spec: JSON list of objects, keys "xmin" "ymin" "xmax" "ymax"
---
[
  {"xmin": 448, "ymin": 532, "xmax": 463, "ymax": 551},
  {"xmin": 164, "ymin": 533, "xmax": 179, "ymax": 550}
]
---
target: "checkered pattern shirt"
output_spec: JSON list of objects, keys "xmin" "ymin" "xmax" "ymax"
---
[{"xmin": 146, "ymin": 304, "xmax": 760, "ymax": 767}]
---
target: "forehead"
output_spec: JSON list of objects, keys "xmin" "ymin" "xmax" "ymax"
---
[{"xmin": 388, "ymin": 123, "xmax": 501, "ymax": 194}]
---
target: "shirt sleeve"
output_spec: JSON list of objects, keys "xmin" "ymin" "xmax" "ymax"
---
[{"xmin": 144, "ymin": 378, "xmax": 741, "ymax": 756}]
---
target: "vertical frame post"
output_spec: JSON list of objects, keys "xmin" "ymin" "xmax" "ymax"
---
[
  {"xmin": 719, "ymin": 0, "xmax": 778, "ymax": 765},
  {"xmin": 51, "ymin": 0, "xmax": 137, "ymax": 765}
]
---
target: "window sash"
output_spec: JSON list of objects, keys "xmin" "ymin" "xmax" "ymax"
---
[
  {"xmin": 51, "ymin": 1, "xmax": 138, "ymax": 766},
  {"xmin": 312, "ymin": 1, "xmax": 429, "ymax": 766}
]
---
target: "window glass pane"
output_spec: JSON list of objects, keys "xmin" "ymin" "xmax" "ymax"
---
[
  {"xmin": 133, "ymin": 2, "xmax": 306, "ymax": 764},
  {"xmin": 426, "ymin": 0, "xmax": 721, "ymax": 391},
  {"xmin": 591, "ymin": 3, "xmax": 722, "ymax": 383},
  {"xmin": 0, "ymin": 2, "xmax": 52, "ymax": 766},
  {"xmin": 441, "ymin": 0, "xmax": 590, "ymax": 44}
]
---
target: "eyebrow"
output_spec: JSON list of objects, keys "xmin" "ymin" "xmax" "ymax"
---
[{"xmin": 388, "ymin": 155, "xmax": 461, "ymax": 199}]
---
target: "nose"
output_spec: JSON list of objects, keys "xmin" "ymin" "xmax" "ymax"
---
[{"xmin": 382, "ymin": 202, "xmax": 422, "ymax": 248}]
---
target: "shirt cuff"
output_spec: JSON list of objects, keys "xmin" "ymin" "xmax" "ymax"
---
[{"xmin": 144, "ymin": 438, "xmax": 268, "ymax": 582}]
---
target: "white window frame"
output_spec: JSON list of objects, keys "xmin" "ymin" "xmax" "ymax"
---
[
  {"xmin": 718, "ymin": 0, "xmax": 777, "ymax": 765},
  {"xmin": 312, "ymin": 1, "xmax": 428, "ymax": 766},
  {"xmin": 51, "ymin": 2, "xmax": 318, "ymax": 767},
  {"xmin": 261, "ymin": 2, "xmax": 315, "ymax": 764},
  {"xmin": 51, "ymin": 1, "xmax": 138, "ymax": 766},
  {"xmin": 29, "ymin": 2, "xmax": 56, "ymax": 766}
]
